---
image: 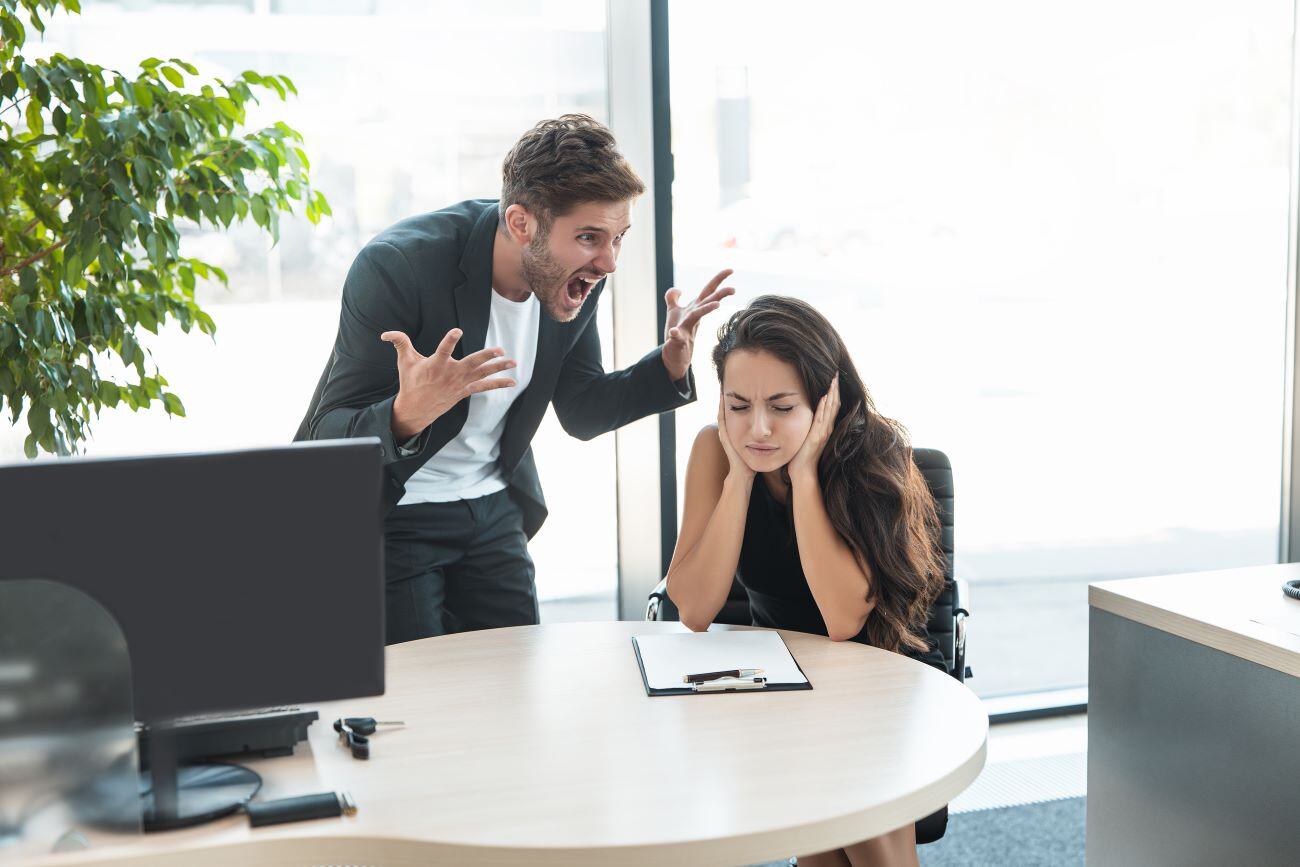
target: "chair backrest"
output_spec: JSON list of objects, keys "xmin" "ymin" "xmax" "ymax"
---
[
  {"xmin": 913, "ymin": 448, "xmax": 957, "ymax": 676},
  {"xmin": 675, "ymin": 447, "xmax": 959, "ymax": 678}
]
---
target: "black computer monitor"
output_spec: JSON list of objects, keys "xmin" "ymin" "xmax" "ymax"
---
[{"xmin": 0, "ymin": 439, "xmax": 385, "ymax": 828}]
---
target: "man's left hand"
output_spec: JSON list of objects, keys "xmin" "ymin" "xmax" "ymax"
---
[{"xmin": 662, "ymin": 269, "xmax": 735, "ymax": 382}]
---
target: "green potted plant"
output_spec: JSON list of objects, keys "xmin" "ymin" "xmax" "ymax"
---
[{"xmin": 0, "ymin": 0, "xmax": 328, "ymax": 457}]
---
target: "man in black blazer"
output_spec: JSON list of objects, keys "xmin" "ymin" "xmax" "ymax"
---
[{"xmin": 296, "ymin": 115, "xmax": 732, "ymax": 644}]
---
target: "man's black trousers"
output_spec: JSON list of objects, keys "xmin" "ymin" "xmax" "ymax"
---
[{"xmin": 382, "ymin": 489, "xmax": 538, "ymax": 645}]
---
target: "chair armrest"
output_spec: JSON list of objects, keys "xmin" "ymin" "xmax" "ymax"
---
[
  {"xmin": 953, "ymin": 576, "xmax": 970, "ymax": 616},
  {"xmin": 645, "ymin": 577, "xmax": 670, "ymax": 621},
  {"xmin": 953, "ymin": 576, "xmax": 971, "ymax": 682}
]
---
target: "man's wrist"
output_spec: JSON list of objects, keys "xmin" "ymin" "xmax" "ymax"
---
[
  {"xmin": 665, "ymin": 364, "xmax": 690, "ymax": 383},
  {"xmin": 390, "ymin": 394, "xmax": 425, "ymax": 442},
  {"xmin": 661, "ymin": 345, "xmax": 690, "ymax": 383}
]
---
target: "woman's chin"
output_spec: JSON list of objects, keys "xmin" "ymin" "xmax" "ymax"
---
[{"xmin": 742, "ymin": 451, "xmax": 784, "ymax": 473}]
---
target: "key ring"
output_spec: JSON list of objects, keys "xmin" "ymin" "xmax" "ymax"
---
[{"xmin": 336, "ymin": 722, "xmax": 370, "ymax": 760}]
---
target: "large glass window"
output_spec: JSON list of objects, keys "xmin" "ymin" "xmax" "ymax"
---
[
  {"xmin": 8, "ymin": 0, "xmax": 617, "ymax": 617},
  {"xmin": 668, "ymin": 0, "xmax": 1292, "ymax": 697}
]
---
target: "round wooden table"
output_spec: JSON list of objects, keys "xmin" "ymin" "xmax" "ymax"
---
[{"xmin": 40, "ymin": 622, "xmax": 987, "ymax": 866}]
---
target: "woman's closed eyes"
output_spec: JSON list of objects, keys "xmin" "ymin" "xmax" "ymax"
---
[{"xmin": 727, "ymin": 404, "xmax": 796, "ymax": 413}]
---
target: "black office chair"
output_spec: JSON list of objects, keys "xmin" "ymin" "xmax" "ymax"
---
[{"xmin": 645, "ymin": 447, "xmax": 970, "ymax": 846}]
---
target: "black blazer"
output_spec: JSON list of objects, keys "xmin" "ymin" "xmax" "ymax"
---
[{"xmin": 294, "ymin": 199, "xmax": 695, "ymax": 536}]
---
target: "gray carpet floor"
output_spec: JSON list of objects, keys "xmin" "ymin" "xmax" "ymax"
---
[
  {"xmin": 918, "ymin": 798, "xmax": 1085, "ymax": 867},
  {"xmin": 749, "ymin": 797, "xmax": 1086, "ymax": 867}
]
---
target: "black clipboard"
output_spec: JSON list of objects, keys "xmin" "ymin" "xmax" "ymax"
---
[{"xmin": 632, "ymin": 633, "xmax": 814, "ymax": 696}]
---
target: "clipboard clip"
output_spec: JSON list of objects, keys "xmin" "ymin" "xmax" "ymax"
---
[{"xmin": 691, "ymin": 676, "xmax": 768, "ymax": 692}]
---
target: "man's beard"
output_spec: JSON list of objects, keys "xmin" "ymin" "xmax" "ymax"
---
[{"xmin": 522, "ymin": 232, "xmax": 585, "ymax": 323}]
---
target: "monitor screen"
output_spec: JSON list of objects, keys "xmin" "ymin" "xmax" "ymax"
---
[{"xmin": 0, "ymin": 439, "xmax": 385, "ymax": 722}]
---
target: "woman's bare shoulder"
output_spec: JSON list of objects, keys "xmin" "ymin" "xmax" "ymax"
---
[{"xmin": 691, "ymin": 424, "xmax": 725, "ymax": 458}]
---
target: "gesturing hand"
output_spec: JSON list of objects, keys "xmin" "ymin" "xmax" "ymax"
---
[
  {"xmin": 717, "ymin": 395, "xmax": 755, "ymax": 482},
  {"xmin": 662, "ymin": 269, "xmax": 736, "ymax": 382},
  {"xmin": 382, "ymin": 327, "xmax": 517, "ymax": 441},
  {"xmin": 788, "ymin": 374, "xmax": 840, "ymax": 484}
]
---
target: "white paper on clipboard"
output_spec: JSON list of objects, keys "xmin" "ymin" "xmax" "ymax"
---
[{"xmin": 632, "ymin": 630, "xmax": 809, "ymax": 691}]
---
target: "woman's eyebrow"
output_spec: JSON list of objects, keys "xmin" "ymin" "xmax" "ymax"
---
[{"xmin": 725, "ymin": 391, "xmax": 799, "ymax": 401}]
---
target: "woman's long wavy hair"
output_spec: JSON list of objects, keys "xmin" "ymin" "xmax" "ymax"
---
[{"xmin": 712, "ymin": 296, "xmax": 946, "ymax": 654}]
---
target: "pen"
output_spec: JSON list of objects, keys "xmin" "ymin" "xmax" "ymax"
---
[{"xmin": 684, "ymin": 668, "xmax": 765, "ymax": 683}]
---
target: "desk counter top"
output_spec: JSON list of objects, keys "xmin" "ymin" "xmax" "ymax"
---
[
  {"xmin": 1089, "ymin": 563, "xmax": 1300, "ymax": 679},
  {"xmin": 25, "ymin": 621, "xmax": 987, "ymax": 867}
]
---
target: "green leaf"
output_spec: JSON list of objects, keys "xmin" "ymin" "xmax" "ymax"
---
[
  {"xmin": 162, "ymin": 392, "xmax": 185, "ymax": 417},
  {"xmin": 0, "ymin": 70, "xmax": 18, "ymax": 100},
  {"xmin": 98, "ymin": 381, "xmax": 120, "ymax": 407},
  {"xmin": 217, "ymin": 193, "xmax": 235, "ymax": 226},
  {"xmin": 0, "ymin": 15, "xmax": 24, "ymax": 47},
  {"xmin": 28, "ymin": 402, "xmax": 49, "ymax": 439},
  {"xmin": 249, "ymin": 196, "xmax": 268, "ymax": 227},
  {"xmin": 263, "ymin": 76, "xmax": 285, "ymax": 100},
  {"xmin": 25, "ymin": 98, "xmax": 44, "ymax": 135},
  {"xmin": 215, "ymin": 96, "xmax": 239, "ymax": 121},
  {"xmin": 137, "ymin": 304, "xmax": 158, "ymax": 334},
  {"xmin": 108, "ymin": 161, "xmax": 132, "ymax": 200},
  {"xmin": 192, "ymin": 193, "xmax": 215, "ymax": 225},
  {"xmin": 120, "ymin": 330, "xmax": 137, "ymax": 365},
  {"xmin": 161, "ymin": 66, "xmax": 184, "ymax": 88}
]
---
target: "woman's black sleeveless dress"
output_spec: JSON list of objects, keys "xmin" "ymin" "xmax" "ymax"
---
[{"xmin": 736, "ymin": 475, "xmax": 948, "ymax": 674}]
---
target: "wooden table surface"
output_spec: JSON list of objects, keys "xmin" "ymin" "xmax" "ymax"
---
[
  {"xmin": 27, "ymin": 621, "xmax": 988, "ymax": 867},
  {"xmin": 1090, "ymin": 562, "xmax": 1300, "ymax": 678}
]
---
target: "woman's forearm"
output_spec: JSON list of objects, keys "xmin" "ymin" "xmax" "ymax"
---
[
  {"xmin": 666, "ymin": 473, "xmax": 752, "ymax": 631},
  {"xmin": 790, "ymin": 471, "xmax": 875, "ymax": 641}
]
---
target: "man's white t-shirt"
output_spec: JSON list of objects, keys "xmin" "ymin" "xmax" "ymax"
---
[{"xmin": 397, "ymin": 288, "xmax": 540, "ymax": 504}]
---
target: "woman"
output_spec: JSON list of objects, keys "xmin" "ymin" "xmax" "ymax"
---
[{"xmin": 665, "ymin": 295, "xmax": 947, "ymax": 867}]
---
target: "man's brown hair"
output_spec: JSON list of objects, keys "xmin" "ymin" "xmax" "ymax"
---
[{"xmin": 500, "ymin": 114, "xmax": 646, "ymax": 231}]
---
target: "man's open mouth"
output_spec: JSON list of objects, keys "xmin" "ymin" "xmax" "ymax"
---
[{"xmin": 564, "ymin": 274, "xmax": 600, "ymax": 307}]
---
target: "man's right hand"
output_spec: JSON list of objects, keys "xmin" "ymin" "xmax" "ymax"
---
[{"xmin": 381, "ymin": 328, "xmax": 517, "ymax": 442}]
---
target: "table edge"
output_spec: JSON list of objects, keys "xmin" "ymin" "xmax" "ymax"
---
[{"xmin": 1088, "ymin": 583, "xmax": 1300, "ymax": 679}]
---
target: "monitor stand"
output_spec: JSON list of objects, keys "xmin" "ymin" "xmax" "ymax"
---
[{"xmin": 139, "ymin": 725, "xmax": 261, "ymax": 831}]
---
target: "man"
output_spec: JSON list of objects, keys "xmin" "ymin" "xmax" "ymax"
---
[{"xmin": 296, "ymin": 114, "xmax": 732, "ymax": 644}]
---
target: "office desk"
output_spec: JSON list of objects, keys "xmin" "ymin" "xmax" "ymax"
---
[
  {"xmin": 1088, "ymin": 565, "xmax": 1300, "ymax": 866},
  {"xmin": 28, "ymin": 621, "xmax": 986, "ymax": 867}
]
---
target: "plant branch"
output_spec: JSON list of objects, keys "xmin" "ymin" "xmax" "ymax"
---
[
  {"xmin": 0, "ymin": 237, "xmax": 67, "ymax": 278},
  {"xmin": 0, "ymin": 93, "xmax": 31, "ymax": 117}
]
